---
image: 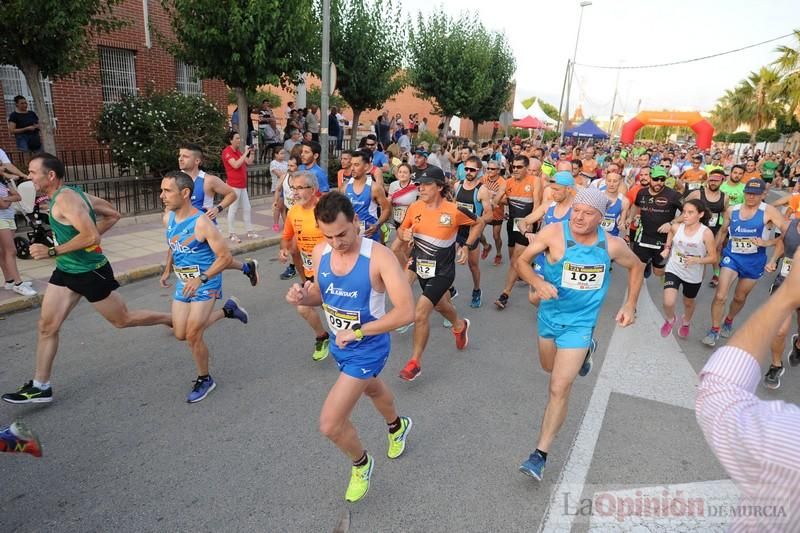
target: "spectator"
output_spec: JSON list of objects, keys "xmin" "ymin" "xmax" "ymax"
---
[
  {"xmin": 298, "ymin": 140, "xmax": 330, "ymax": 192},
  {"xmin": 284, "ymin": 128, "xmax": 302, "ymax": 153},
  {"xmin": 0, "ymin": 147, "xmax": 27, "ymax": 181},
  {"xmin": 260, "ymin": 117, "xmax": 283, "ymax": 162},
  {"xmin": 0, "ymin": 176, "xmax": 36, "ymax": 296},
  {"xmin": 8, "ymin": 96, "xmax": 42, "ymax": 153},
  {"xmin": 270, "ymin": 148, "xmax": 289, "ymax": 232},
  {"xmin": 284, "ymin": 101, "xmax": 295, "ymax": 125},
  {"xmin": 397, "ymin": 128, "xmax": 412, "ymax": 157},
  {"xmin": 306, "ymin": 105, "xmax": 320, "ymax": 142},
  {"xmin": 230, "ymin": 106, "xmax": 254, "ymax": 145},
  {"xmin": 419, "ymin": 117, "xmax": 428, "ymax": 134},
  {"xmin": 328, "ymin": 106, "xmax": 341, "ymax": 150},
  {"xmin": 221, "ymin": 131, "xmax": 257, "ymax": 242},
  {"xmin": 285, "ymin": 110, "xmax": 301, "ymax": 141},
  {"xmin": 376, "ymin": 111, "xmax": 392, "ymax": 147},
  {"xmin": 302, "ymin": 131, "xmax": 313, "ymax": 143}
]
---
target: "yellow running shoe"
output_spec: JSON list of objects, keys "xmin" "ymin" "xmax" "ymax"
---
[
  {"xmin": 312, "ymin": 338, "xmax": 330, "ymax": 361},
  {"xmin": 387, "ymin": 416, "xmax": 413, "ymax": 459},
  {"xmin": 345, "ymin": 454, "xmax": 374, "ymax": 503}
]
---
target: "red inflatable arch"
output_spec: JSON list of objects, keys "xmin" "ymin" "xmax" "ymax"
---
[{"xmin": 620, "ymin": 111, "xmax": 714, "ymax": 150}]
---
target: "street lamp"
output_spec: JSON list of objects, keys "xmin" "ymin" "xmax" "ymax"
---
[{"xmin": 560, "ymin": 1, "xmax": 592, "ymax": 141}]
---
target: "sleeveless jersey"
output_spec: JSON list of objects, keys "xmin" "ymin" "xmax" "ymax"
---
[
  {"xmin": 601, "ymin": 195, "xmax": 623, "ymax": 236},
  {"xmin": 167, "ymin": 209, "xmax": 218, "ymax": 282},
  {"xmin": 190, "ymin": 171, "xmax": 215, "ymax": 211},
  {"xmin": 50, "ymin": 186, "xmax": 108, "ymax": 274},
  {"xmin": 666, "ymin": 223, "xmax": 708, "ymax": 284},
  {"xmin": 775, "ymin": 218, "xmax": 800, "ymax": 285},
  {"xmin": 319, "ymin": 238, "xmax": 390, "ymax": 362},
  {"xmin": 345, "ymin": 176, "xmax": 380, "ymax": 241},
  {"xmin": 724, "ymin": 203, "xmax": 767, "ymax": 260},
  {"xmin": 539, "ymin": 220, "xmax": 611, "ymax": 327},
  {"xmin": 455, "ymin": 182, "xmax": 483, "ymax": 217},
  {"xmin": 544, "ymin": 201, "xmax": 571, "ymax": 226},
  {"xmin": 699, "ymin": 187, "xmax": 726, "ymax": 231}
]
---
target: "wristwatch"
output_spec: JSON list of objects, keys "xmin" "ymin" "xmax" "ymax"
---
[
  {"xmin": 48, "ymin": 247, "xmax": 57, "ymax": 257},
  {"xmin": 352, "ymin": 323, "xmax": 364, "ymax": 340},
  {"xmin": 216, "ymin": 205, "xmax": 224, "ymax": 213},
  {"xmin": 199, "ymin": 273, "xmax": 209, "ymax": 283}
]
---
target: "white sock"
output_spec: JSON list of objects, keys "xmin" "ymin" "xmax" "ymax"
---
[{"xmin": 33, "ymin": 380, "xmax": 50, "ymax": 390}]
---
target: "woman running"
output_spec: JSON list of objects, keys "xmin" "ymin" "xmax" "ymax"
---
[{"xmin": 387, "ymin": 163, "xmax": 418, "ymax": 267}]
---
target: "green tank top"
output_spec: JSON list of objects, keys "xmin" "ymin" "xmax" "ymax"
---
[
  {"xmin": 50, "ymin": 186, "xmax": 108, "ymax": 273},
  {"xmin": 719, "ymin": 181, "xmax": 745, "ymax": 206}
]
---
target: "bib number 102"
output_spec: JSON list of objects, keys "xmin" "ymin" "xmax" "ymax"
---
[{"xmin": 569, "ymin": 272, "xmax": 597, "ymax": 283}]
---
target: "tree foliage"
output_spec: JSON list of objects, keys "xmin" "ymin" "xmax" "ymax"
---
[
  {"xmin": 776, "ymin": 113, "xmax": 800, "ymax": 134},
  {"xmin": 227, "ymin": 88, "xmax": 282, "ymax": 109},
  {"xmin": 0, "ymin": 0, "xmax": 126, "ymax": 152},
  {"xmin": 521, "ymin": 97, "xmax": 559, "ymax": 120},
  {"xmin": 755, "ymin": 128, "xmax": 781, "ymax": 143},
  {"xmin": 306, "ymin": 86, "xmax": 348, "ymax": 112},
  {"xmin": 728, "ymin": 131, "xmax": 751, "ymax": 144},
  {"xmin": 330, "ymin": 0, "xmax": 406, "ymax": 144}
]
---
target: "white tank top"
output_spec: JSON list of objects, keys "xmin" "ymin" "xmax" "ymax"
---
[
  {"xmin": 282, "ymin": 172, "xmax": 295, "ymax": 208},
  {"xmin": 666, "ymin": 223, "xmax": 708, "ymax": 284}
]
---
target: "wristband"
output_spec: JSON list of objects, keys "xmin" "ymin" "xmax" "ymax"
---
[
  {"xmin": 353, "ymin": 323, "xmax": 364, "ymax": 340},
  {"xmin": 467, "ymin": 240, "xmax": 479, "ymax": 251},
  {"xmin": 216, "ymin": 205, "xmax": 224, "ymax": 213}
]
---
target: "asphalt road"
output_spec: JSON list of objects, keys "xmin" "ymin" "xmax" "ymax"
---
[{"xmin": 1, "ymin": 230, "xmax": 797, "ymax": 532}]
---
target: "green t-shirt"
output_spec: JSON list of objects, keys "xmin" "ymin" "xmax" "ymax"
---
[
  {"xmin": 50, "ymin": 186, "xmax": 109, "ymax": 274},
  {"xmin": 719, "ymin": 181, "xmax": 745, "ymax": 206},
  {"xmin": 761, "ymin": 160, "xmax": 779, "ymax": 180}
]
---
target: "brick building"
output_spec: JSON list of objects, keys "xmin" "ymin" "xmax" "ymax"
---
[{"xmin": 0, "ymin": 0, "xmax": 228, "ymax": 154}]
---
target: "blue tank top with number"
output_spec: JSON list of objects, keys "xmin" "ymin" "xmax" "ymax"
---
[
  {"xmin": 318, "ymin": 238, "xmax": 389, "ymax": 360},
  {"xmin": 167, "ymin": 209, "xmax": 217, "ymax": 280},
  {"xmin": 724, "ymin": 203, "xmax": 767, "ymax": 260},
  {"xmin": 539, "ymin": 220, "xmax": 611, "ymax": 326},
  {"xmin": 602, "ymin": 196, "xmax": 623, "ymax": 236},
  {"xmin": 345, "ymin": 176, "xmax": 380, "ymax": 241},
  {"xmin": 544, "ymin": 202, "xmax": 571, "ymax": 226}
]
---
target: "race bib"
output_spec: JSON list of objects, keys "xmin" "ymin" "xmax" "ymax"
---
[
  {"xmin": 392, "ymin": 205, "xmax": 408, "ymax": 223},
  {"xmin": 323, "ymin": 303, "xmax": 361, "ymax": 333},
  {"xmin": 358, "ymin": 220, "xmax": 366, "ymax": 235},
  {"xmin": 300, "ymin": 251, "xmax": 313, "ymax": 271},
  {"xmin": 456, "ymin": 201, "xmax": 474, "ymax": 213},
  {"xmin": 707, "ymin": 213, "xmax": 720, "ymax": 227},
  {"xmin": 675, "ymin": 252, "xmax": 698, "ymax": 266},
  {"xmin": 600, "ymin": 217, "xmax": 616, "ymax": 231},
  {"xmin": 513, "ymin": 217, "xmax": 526, "ymax": 233},
  {"xmin": 687, "ymin": 182, "xmax": 702, "ymax": 191},
  {"xmin": 781, "ymin": 257, "xmax": 793, "ymax": 277},
  {"xmin": 561, "ymin": 262, "xmax": 606, "ymax": 290},
  {"xmin": 731, "ymin": 237, "xmax": 757, "ymax": 254},
  {"xmin": 416, "ymin": 258, "xmax": 436, "ymax": 279},
  {"xmin": 174, "ymin": 264, "xmax": 200, "ymax": 281}
]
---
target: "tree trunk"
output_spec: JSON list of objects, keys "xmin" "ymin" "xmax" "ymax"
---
[
  {"xmin": 472, "ymin": 121, "xmax": 479, "ymax": 143},
  {"xmin": 19, "ymin": 58, "xmax": 55, "ymax": 154},
  {"xmin": 235, "ymin": 86, "xmax": 250, "ymax": 152},
  {"xmin": 350, "ymin": 108, "xmax": 362, "ymax": 147}
]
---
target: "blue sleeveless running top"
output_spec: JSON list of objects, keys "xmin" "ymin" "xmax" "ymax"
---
[
  {"xmin": 544, "ymin": 201, "xmax": 571, "ymax": 226},
  {"xmin": 601, "ymin": 195, "xmax": 623, "ymax": 236},
  {"xmin": 723, "ymin": 203, "xmax": 767, "ymax": 260},
  {"xmin": 345, "ymin": 176, "xmax": 380, "ymax": 242},
  {"xmin": 167, "ymin": 209, "xmax": 218, "ymax": 281}
]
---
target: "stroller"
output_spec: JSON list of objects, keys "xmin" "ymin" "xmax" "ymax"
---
[{"xmin": 10, "ymin": 179, "xmax": 54, "ymax": 259}]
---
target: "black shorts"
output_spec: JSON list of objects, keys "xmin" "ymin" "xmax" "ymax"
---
[
  {"xmin": 488, "ymin": 219, "xmax": 504, "ymax": 226},
  {"xmin": 49, "ymin": 262, "xmax": 120, "ymax": 303},
  {"xmin": 417, "ymin": 274, "xmax": 454, "ymax": 306},
  {"xmin": 506, "ymin": 219, "xmax": 529, "ymax": 248},
  {"xmin": 633, "ymin": 242, "xmax": 668, "ymax": 269},
  {"xmin": 663, "ymin": 271, "xmax": 701, "ymax": 298}
]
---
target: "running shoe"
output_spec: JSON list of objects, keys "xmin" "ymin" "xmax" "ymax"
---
[
  {"xmin": 493, "ymin": 254, "xmax": 502, "ymax": 266},
  {"xmin": 678, "ymin": 323, "xmax": 690, "ymax": 339},
  {"xmin": 453, "ymin": 318, "xmax": 470, "ymax": 350},
  {"xmin": 11, "ymin": 283, "xmax": 36, "ymax": 297},
  {"xmin": 247, "ymin": 232, "xmax": 262, "ymax": 239},
  {"xmin": 701, "ymin": 329, "xmax": 720, "ymax": 347},
  {"xmin": 242, "ymin": 259, "xmax": 260, "ymax": 286},
  {"xmin": 481, "ymin": 243, "xmax": 493, "ymax": 260},
  {"xmin": 763, "ymin": 365, "xmax": 785, "ymax": 390},
  {"xmin": 470, "ymin": 289, "xmax": 482, "ymax": 308},
  {"xmin": 272, "ymin": 224, "xmax": 280, "ymax": 232},
  {"xmin": 399, "ymin": 360, "xmax": 421, "ymax": 382},
  {"xmin": 387, "ymin": 416, "xmax": 413, "ymax": 459},
  {"xmin": 395, "ymin": 323, "xmax": 414, "ymax": 334},
  {"xmin": 0, "ymin": 421, "xmax": 42, "ymax": 457},
  {"xmin": 280, "ymin": 264, "xmax": 297, "ymax": 280},
  {"xmin": 4, "ymin": 281, "xmax": 32, "ymax": 290},
  {"xmin": 660, "ymin": 317, "xmax": 676, "ymax": 337},
  {"xmin": 448, "ymin": 286, "xmax": 458, "ymax": 300},
  {"xmin": 494, "ymin": 292, "xmax": 509, "ymax": 310},
  {"xmin": 709, "ymin": 275, "xmax": 719, "ymax": 288},
  {"xmin": 223, "ymin": 297, "xmax": 249, "ymax": 324},
  {"xmin": 345, "ymin": 454, "xmax": 374, "ymax": 503},
  {"xmin": 313, "ymin": 337, "xmax": 330, "ymax": 361},
  {"xmin": 187, "ymin": 376, "xmax": 216, "ymax": 403},
  {"xmin": 788, "ymin": 334, "xmax": 800, "ymax": 367},
  {"xmin": 2, "ymin": 381, "xmax": 53, "ymax": 404},
  {"xmin": 643, "ymin": 262, "xmax": 652, "ymax": 279},
  {"xmin": 519, "ymin": 450, "xmax": 546, "ymax": 481},
  {"xmin": 442, "ymin": 318, "xmax": 452, "ymax": 328},
  {"xmin": 720, "ymin": 320, "xmax": 733, "ymax": 338},
  {"xmin": 229, "ymin": 234, "xmax": 242, "ymax": 244},
  {"xmin": 579, "ymin": 338, "xmax": 597, "ymax": 377}
]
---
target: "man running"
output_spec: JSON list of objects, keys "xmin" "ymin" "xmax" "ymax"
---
[
  {"xmin": 481, "ymin": 160, "xmax": 507, "ymax": 265},
  {"xmin": 720, "ymin": 164, "xmax": 746, "ymax": 207},
  {"xmin": 341, "ymin": 149, "xmax": 390, "ymax": 242},
  {"xmin": 516, "ymin": 188, "xmax": 644, "ymax": 480},
  {"xmin": 495, "ymin": 155, "xmax": 542, "ymax": 310},
  {"xmin": 454, "ymin": 155, "xmax": 493, "ymax": 308},
  {"xmin": 686, "ymin": 169, "xmax": 728, "ymax": 287},
  {"xmin": 679, "ymin": 155, "xmax": 707, "ymax": 196},
  {"xmin": 2, "ymin": 154, "xmax": 173, "ymax": 404},
  {"xmin": 160, "ymin": 171, "xmax": 249, "ymax": 402},
  {"xmin": 703, "ymin": 179, "xmax": 785, "ymax": 347},
  {"xmin": 285, "ymin": 191, "xmax": 414, "ymax": 503},
  {"xmin": 397, "ymin": 170, "xmax": 485, "ymax": 381},
  {"xmin": 280, "ymin": 171, "xmax": 330, "ymax": 362},
  {"xmin": 299, "ymin": 140, "xmax": 331, "ymax": 193}
]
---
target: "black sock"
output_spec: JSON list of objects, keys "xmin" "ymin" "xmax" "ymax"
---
[
  {"xmin": 535, "ymin": 448, "xmax": 548, "ymax": 461},
  {"xmin": 388, "ymin": 417, "xmax": 402, "ymax": 433},
  {"xmin": 353, "ymin": 451, "xmax": 368, "ymax": 467},
  {"xmin": 5, "ymin": 279, "xmax": 12, "ymax": 284},
  {"xmin": 316, "ymin": 332, "xmax": 330, "ymax": 342},
  {"xmin": 223, "ymin": 306, "xmax": 234, "ymax": 318},
  {"xmin": 197, "ymin": 374, "xmax": 210, "ymax": 381}
]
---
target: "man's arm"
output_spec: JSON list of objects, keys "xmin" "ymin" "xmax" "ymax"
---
[
  {"xmin": 478, "ymin": 187, "xmax": 494, "ymax": 224},
  {"xmin": 2, "ymin": 162, "xmax": 27, "ymax": 180},
  {"xmin": 286, "ymin": 242, "xmax": 326, "ymax": 308},
  {"xmin": 361, "ymin": 245, "xmax": 415, "ymax": 334},
  {"xmin": 31, "ymin": 190, "xmax": 100, "ymax": 258},
  {"xmin": 715, "ymin": 207, "xmax": 732, "ymax": 248},
  {"xmin": 206, "ymin": 174, "xmax": 237, "ymax": 217},
  {"xmin": 86, "ymin": 194, "xmax": 121, "ymax": 235},
  {"xmin": 515, "ymin": 223, "xmax": 559, "ymax": 301},
  {"xmin": 195, "ymin": 215, "xmax": 233, "ymax": 278},
  {"xmin": 8, "ymin": 120, "xmax": 38, "ymax": 136},
  {"xmin": 607, "ymin": 235, "xmax": 645, "ymax": 326}
]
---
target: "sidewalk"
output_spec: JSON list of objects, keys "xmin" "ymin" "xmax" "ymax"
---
[{"xmin": 0, "ymin": 199, "xmax": 281, "ymax": 316}]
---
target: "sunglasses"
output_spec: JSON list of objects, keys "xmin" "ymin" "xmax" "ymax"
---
[
  {"xmin": 650, "ymin": 177, "xmax": 666, "ymax": 182},
  {"xmin": 290, "ymin": 185, "xmax": 314, "ymax": 191},
  {"xmin": 464, "ymin": 167, "xmax": 480, "ymax": 173},
  {"xmin": 366, "ymin": 143, "xmax": 376, "ymax": 147},
  {"xmin": 487, "ymin": 167, "xmax": 499, "ymax": 171},
  {"xmin": 512, "ymin": 165, "xmax": 525, "ymax": 169}
]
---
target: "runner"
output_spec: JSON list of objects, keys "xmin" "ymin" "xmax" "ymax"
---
[
  {"xmin": 341, "ymin": 149, "xmax": 391, "ymax": 243},
  {"xmin": 685, "ymin": 169, "xmax": 729, "ymax": 287},
  {"xmin": 742, "ymin": 159, "xmax": 762, "ymax": 182},
  {"xmin": 720, "ymin": 164, "xmax": 746, "ymax": 207},
  {"xmin": 285, "ymin": 191, "xmax": 415, "ymax": 503},
  {"xmin": 630, "ymin": 165, "xmax": 683, "ymax": 278},
  {"xmin": 516, "ymin": 188, "xmax": 644, "ymax": 480},
  {"xmin": 160, "ymin": 171, "xmax": 249, "ymax": 402},
  {"xmin": 387, "ymin": 163, "xmax": 418, "ymax": 267},
  {"xmin": 679, "ymin": 155, "xmax": 707, "ymax": 196},
  {"xmin": 762, "ymin": 216, "xmax": 800, "ymax": 389},
  {"xmin": 600, "ymin": 172, "xmax": 629, "ymax": 237},
  {"xmin": 299, "ymin": 140, "xmax": 331, "ymax": 193},
  {"xmin": 481, "ymin": 160, "xmax": 507, "ymax": 266},
  {"xmin": 0, "ymin": 421, "xmax": 41, "ymax": 457},
  {"xmin": 702, "ymin": 179, "xmax": 785, "ymax": 347},
  {"xmin": 2, "ymin": 154, "xmax": 173, "ymax": 405},
  {"xmin": 396, "ymin": 170, "xmax": 484, "ymax": 381},
  {"xmin": 454, "ymin": 155, "xmax": 494, "ymax": 308},
  {"xmin": 658, "ymin": 199, "xmax": 718, "ymax": 338},
  {"xmin": 336, "ymin": 150, "xmax": 353, "ymax": 189},
  {"xmin": 279, "ymin": 171, "xmax": 330, "ymax": 362},
  {"xmin": 494, "ymin": 155, "xmax": 542, "ymax": 310}
]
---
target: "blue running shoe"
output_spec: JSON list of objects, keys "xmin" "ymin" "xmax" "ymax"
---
[
  {"xmin": 442, "ymin": 318, "xmax": 452, "ymax": 328},
  {"xmin": 187, "ymin": 376, "xmax": 216, "ymax": 403},
  {"xmin": 223, "ymin": 296, "xmax": 249, "ymax": 324},
  {"xmin": 579, "ymin": 338, "xmax": 597, "ymax": 377},
  {"xmin": 519, "ymin": 450, "xmax": 546, "ymax": 480},
  {"xmin": 280, "ymin": 264, "xmax": 297, "ymax": 280},
  {"xmin": 470, "ymin": 289, "xmax": 482, "ymax": 308},
  {"xmin": 702, "ymin": 329, "xmax": 720, "ymax": 347},
  {"xmin": 720, "ymin": 320, "xmax": 733, "ymax": 338}
]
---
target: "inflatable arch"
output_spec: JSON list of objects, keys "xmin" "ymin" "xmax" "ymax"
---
[{"xmin": 620, "ymin": 111, "xmax": 714, "ymax": 150}]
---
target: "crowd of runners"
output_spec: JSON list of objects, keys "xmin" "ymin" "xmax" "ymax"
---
[{"xmin": 3, "ymin": 136, "xmax": 800, "ymax": 511}]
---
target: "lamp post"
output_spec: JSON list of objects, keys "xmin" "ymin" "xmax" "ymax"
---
[
  {"xmin": 561, "ymin": 1, "xmax": 592, "ymax": 142},
  {"xmin": 320, "ymin": 0, "xmax": 331, "ymax": 171}
]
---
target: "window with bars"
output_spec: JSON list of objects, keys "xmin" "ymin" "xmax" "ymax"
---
[
  {"xmin": 99, "ymin": 47, "xmax": 137, "ymax": 104},
  {"xmin": 176, "ymin": 60, "xmax": 202, "ymax": 96},
  {"xmin": 0, "ymin": 65, "xmax": 55, "ymax": 124}
]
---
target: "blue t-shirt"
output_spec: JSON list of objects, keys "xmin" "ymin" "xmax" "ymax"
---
[
  {"xmin": 372, "ymin": 151, "xmax": 388, "ymax": 169},
  {"xmin": 299, "ymin": 163, "xmax": 330, "ymax": 192}
]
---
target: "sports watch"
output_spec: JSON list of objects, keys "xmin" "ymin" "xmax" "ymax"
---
[
  {"xmin": 199, "ymin": 273, "xmax": 209, "ymax": 283},
  {"xmin": 48, "ymin": 247, "xmax": 57, "ymax": 257},
  {"xmin": 352, "ymin": 323, "xmax": 364, "ymax": 340}
]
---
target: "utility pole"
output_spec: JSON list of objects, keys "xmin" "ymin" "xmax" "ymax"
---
[
  {"xmin": 562, "ymin": 1, "xmax": 592, "ymax": 142},
  {"xmin": 608, "ymin": 68, "xmax": 620, "ymax": 138},
  {"xmin": 556, "ymin": 59, "xmax": 570, "ymax": 137},
  {"xmin": 320, "ymin": 0, "xmax": 331, "ymax": 171}
]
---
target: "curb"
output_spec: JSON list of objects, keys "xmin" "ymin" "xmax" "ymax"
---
[{"xmin": 0, "ymin": 236, "xmax": 282, "ymax": 318}]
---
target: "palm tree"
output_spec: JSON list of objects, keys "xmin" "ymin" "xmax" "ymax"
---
[
  {"xmin": 710, "ymin": 89, "xmax": 739, "ymax": 132},
  {"xmin": 733, "ymin": 68, "xmax": 785, "ymax": 142},
  {"xmin": 773, "ymin": 29, "xmax": 800, "ymax": 113}
]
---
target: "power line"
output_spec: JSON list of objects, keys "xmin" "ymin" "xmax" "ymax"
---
[{"xmin": 575, "ymin": 32, "xmax": 796, "ymax": 70}]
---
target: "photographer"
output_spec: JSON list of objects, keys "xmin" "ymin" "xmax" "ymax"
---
[{"xmin": 221, "ymin": 131, "xmax": 257, "ymax": 242}]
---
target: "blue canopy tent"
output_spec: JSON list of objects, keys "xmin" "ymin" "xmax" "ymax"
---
[{"xmin": 564, "ymin": 119, "xmax": 609, "ymax": 140}]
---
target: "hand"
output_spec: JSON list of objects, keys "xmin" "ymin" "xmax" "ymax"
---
[
  {"xmin": 278, "ymin": 249, "xmax": 289, "ymax": 264},
  {"xmin": 364, "ymin": 224, "xmax": 378, "ymax": 237},
  {"xmin": 615, "ymin": 303, "xmax": 637, "ymax": 327},
  {"xmin": 286, "ymin": 280, "xmax": 311, "ymax": 305},
  {"xmin": 181, "ymin": 277, "xmax": 202, "ymax": 297},
  {"xmin": 525, "ymin": 232, "xmax": 536, "ymax": 245},
  {"xmin": 29, "ymin": 243, "xmax": 50, "ymax": 260},
  {"xmin": 159, "ymin": 269, "xmax": 171, "ymax": 288},
  {"xmin": 660, "ymin": 248, "xmax": 670, "ymax": 260},
  {"xmin": 765, "ymin": 260, "xmax": 778, "ymax": 273},
  {"xmin": 456, "ymin": 246, "xmax": 468, "ymax": 264},
  {"xmin": 657, "ymin": 223, "xmax": 672, "ymax": 234},
  {"xmin": 400, "ymin": 225, "xmax": 414, "ymax": 242},
  {"xmin": 532, "ymin": 278, "xmax": 559, "ymax": 300},
  {"xmin": 335, "ymin": 329, "xmax": 357, "ymax": 349},
  {"xmin": 205, "ymin": 208, "xmax": 219, "ymax": 221},
  {"xmin": 684, "ymin": 256, "xmax": 701, "ymax": 266},
  {"xmin": 753, "ymin": 238, "xmax": 769, "ymax": 248}
]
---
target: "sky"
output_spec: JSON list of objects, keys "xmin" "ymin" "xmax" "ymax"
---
[{"xmin": 398, "ymin": 0, "xmax": 800, "ymax": 118}]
